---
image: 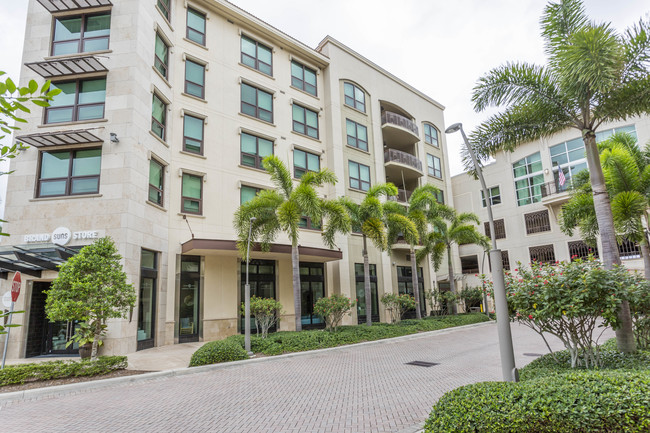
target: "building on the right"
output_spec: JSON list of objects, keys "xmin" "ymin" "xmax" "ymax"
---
[{"xmin": 451, "ymin": 115, "xmax": 650, "ymax": 295}]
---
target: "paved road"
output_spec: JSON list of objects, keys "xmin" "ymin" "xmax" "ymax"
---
[{"xmin": 0, "ymin": 322, "xmax": 610, "ymax": 433}]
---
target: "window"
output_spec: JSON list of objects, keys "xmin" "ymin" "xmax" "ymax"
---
[
  {"xmin": 524, "ymin": 210, "xmax": 551, "ymax": 234},
  {"xmin": 292, "ymin": 105, "xmax": 318, "ymax": 139},
  {"xmin": 349, "ymin": 161, "xmax": 370, "ymax": 191},
  {"xmin": 346, "ymin": 119, "xmax": 368, "ymax": 151},
  {"xmin": 481, "ymin": 186, "xmax": 501, "ymax": 207},
  {"xmin": 568, "ymin": 240, "xmax": 598, "ymax": 261},
  {"xmin": 241, "ymin": 35, "xmax": 272, "ymax": 76},
  {"xmin": 157, "ymin": 0, "xmax": 170, "ymax": 20},
  {"xmin": 595, "ymin": 125, "xmax": 638, "ymax": 143},
  {"xmin": 148, "ymin": 159, "xmax": 164, "ymax": 206},
  {"xmin": 240, "ymin": 185, "xmax": 261, "ymax": 204},
  {"xmin": 183, "ymin": 114, "xmax": 204, "ymax": 154},
  {"xmin": 424, "ymin": 124, "xmax": 439, "ymax": 147},
  {"xmin": 137, "ymin": 249, "xmax": 157, "ymax": 351},
  {"xmin": 241, "ymin": 83, "xmax": 273, "ymax": 122},
  {"xmin": 299, "ymin": 216, "xmax": 321, "ymax": 230},
  {"xmin": 241, "ymin": 132, "xmax": 273, "ymax": 170},
  {"xmin": 397, "ymin": 266, "xmax": 425, "ymax": 319},
  {"xmin": 45, "ymin": 78, "xmax": 106, "ymax": 124},
  {"xmin": 460, "ymin": 256, "xmax": 480, "ymax": 274},
  {"xmin": 154, "ymin": 33, "xmax": 169, "ymax": 78},
  {"xmin": 427, "ymin": 154, "xmax": 442, "ymax": 178},
  {"xmin": 240, "ymin": 260, "xmax": 276, "ymax": 332},
  {"xmin": 291, "ymin": 61, "xmax": 317, "ymax": 96},
  {"xmin": 513, "ymin": 152, "xmax": 544, "ymax": 206},
  {"xmin": 185, "ymin": 60, "xmax": 205, "ymax": 99},
  {"xmin": 355, "ymin": 263, "xmax": 379, "ymax": 324},
  {"xmin": 529, "ymin": 244, "xmax": 556, "ymax": 264},
  {"xmin": 180, "ymin": 255, "xmax": 200, "ymax": 342},
  {"xmin": 151, "ymin": 93, "xmax": 166, "ymax": 140},
  {"xmin": 51, "ymin": 13, "xmax": 110, "ymax": 56},
  {"xmin": 293, "ymin": 149, "xmax": 320, "ymax": 178},
  {"xmin": 37, "ymin": 148, "xmax": 101, "ymax": 197},
  {"xmin": 186, "ymin": 8, "xmax": 206, "ymax": 45},
  {"xmin": 181, "ymin": 173, "xmax": 202, "ymax": 214},
  {"xmin": 434, "ymin": 189, "xmax": 444, "ymax": 204},
  {"xmin": 484, "ymin": 219, "xmax": 506, "ymax": 240},
  {"xmin": 488, "ymin": 250, "xmax": 511, "ymax": 271},
  {"xmin": 344, "ymin": 82, "xmax": 365, "ymax": 112},
  {"xmin": 619, "ymin": 238, "xmax": 641, "ymax": 260}
]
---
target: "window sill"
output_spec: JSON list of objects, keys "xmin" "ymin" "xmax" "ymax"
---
[
  {"xmin": 152, "ymin": 66, "xmax": 172, "ymax": 88},
  {"xmin": 427, "ymin": 174, "xmax": 443, "ymax": 180},
  {"xmin": 347, "ymin": 187, "xmax": 369, "ymax": 194},
  {"xmin": 146, "ymin": 200, "xmax": 167, "ymax": 212},
  {"xmin": 425, "ymin": 142, "xmax": 441, "ymax": 149},
  {"xmin": 180, "ymin": 150, "xmax": 206, "ymax": 159},
  {"xmin": 238, "ymin": 112, "xmax": 275, "ymax": 126},
  {"xmin": 30, "ymin": 193, "xmax": 102, "ymax": 202},
  {"xmin": 299, "ymin": 228, "xmax": 322, "ymax": 232},
  {"xmin": 291, "ymin": 130, "xmax": 321, "ymax": 143},
  {"xmin": 238, "ymin": 164, "xmax": 267, "ymax": 174},
  {"xmin": 38, "ymin": 118, "xmax": 108, "ymax": 129},
  {"xmin": 149, "ymin": 130, "xmax": 170, "ymax": 147},
  {"xmin": 290, "ymin": 85, "xmax": 319, "ymax": 100},
  {"xmin": 183, "ymin": 37, "xmax": 208, "ymax": 51},
  {"xmin": 181, "ymin": 92, "xmax": 207, "ymax": 103},
  {"xmin": 344, "ymin": 104, "xmax": 367, "ymax": 116},
  {"xmin": 345, "ymin": 144, "xmax": 371, "ymax": 155},
  {"xmin": 525, "ymin": 230, "xmax": 552, "ymax": 237},
  {"xmin": 156, "ymin": 7, "xmax": 174, "ymax": 31},
  {"xmin": 178, "ymin": 212, "xmax": 206, "ymax": 219},
  {"xmin": 43, "ymin": 49, "xmax": 113, "ymax": 61},
  {"xmin": 238, "ymin": 62, "xmax": 275, "ymax": 80}
]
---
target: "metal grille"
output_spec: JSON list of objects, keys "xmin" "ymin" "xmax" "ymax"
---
[
  {"xmin": 488, "ymin": 250, "xmax": 511, "ymax": 272},
  {"xmin": 568, "ymin": 240, "xmax": 598, "ymax": 261},
  {"xmin": 405, "ymin": 361, "xmax": 439, "ymax": 367},
  {"xmin": 484, "ymin": 219, "xmax": 506, "ymax": 239},
  {"xmin": 524, "ymin": 210, "xmax": 551, "ymax": 234},
  {"xmin": 529, "ymin": 244, "xmax": 556, "ymax": 264},
  {"xmin": 618, "ymin": 238, "xmax": 641, "ymax": 260}
]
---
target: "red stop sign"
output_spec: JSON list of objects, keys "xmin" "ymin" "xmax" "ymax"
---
[{"xmin": 11, "ymin": 271, "xmax": 21, "ymax": 303}]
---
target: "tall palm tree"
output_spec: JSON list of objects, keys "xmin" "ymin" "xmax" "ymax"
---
[
  {"xmin": 339, "ymin": 183, "xmax": 398, "ymax": 326},
  {"xmin": 417, "ymin": 207, "xmax": 490, "ymax": 314},
  {"xmin": 384, "ymin": 184, "xmax": 440, "ymax": 319},
  {"xmin": 234, "ymin": 155, "xmax": 351, "ymax": 332},
  {"xmin": 469, "ymin": 0, "xmax": 650, "ymax": 352}
]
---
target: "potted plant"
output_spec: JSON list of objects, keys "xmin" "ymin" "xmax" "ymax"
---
[{"xmin": 67, "ymin": 322, "xmax": 106, "ymax": 360}]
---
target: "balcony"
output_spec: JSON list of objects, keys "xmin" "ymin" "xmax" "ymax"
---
[
  {"xmin": 381, "ymin": 111, "xmax": 420, "ymax": 149},
  {"xmin": 384, "ymin": 149, "xmax": 423, "ymax": 182},
  {"xmin": 540, "ymin": 180, "xmax": 570, "ymax": 207},
  {"xmin": 387, "ymin": 188, "xmax": 412, "ymax": 204}
]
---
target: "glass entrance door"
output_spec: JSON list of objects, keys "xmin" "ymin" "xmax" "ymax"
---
[
  {"xmin": 138, "ymin": 249, "xmax": 158, "ymax": 351},
  {"xmin": 397, "ymin": 266, "xmax": 425, "ymax": 319},
  {"xmin": 300, "ymin": 263, "xmax": 325, "ymax": 329},
  {"xmin": 179, "ymin": 255, "xmax": 201, "ymax": 342},
  {"xmin": 240, "ymin": 259, "xmax": 276, "ymax": 333},
  {"xmin": 355, "ymin": 263, "xmax": 379, "ymax": 323},
  {"xmin": 47, "ymin": 320, "xmax": 80, "ymax": 354}
]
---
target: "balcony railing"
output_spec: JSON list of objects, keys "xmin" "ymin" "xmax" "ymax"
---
[
  {"xmin": 381, "ymin": 111, "xmax": 419, "ymax": 136},
  {"xmin": 540, "ymin": 180, "xmax": 570, "ymax": 198},
  {"xmin": 384, "ymin": 149, "xmax": 422, "ymax": 172},
  {"xmin": 388, "ymin": 188, "xmax": 412, "ymax": 203}
]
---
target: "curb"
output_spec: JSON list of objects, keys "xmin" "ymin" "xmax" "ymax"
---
[{"xmin": 0, "ymin": 320, "xmax": 494, "ymax": 406}]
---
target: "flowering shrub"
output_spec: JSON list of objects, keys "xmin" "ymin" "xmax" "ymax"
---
[
  {"xmin": 314, "ymin": 294, "xmax": 355, "ymax": 332},
  {"xmin": 381, "ymin": 293, "xmax": 416, "ymax": 323},
  {"xmin": 240, "ymin": 296, "xmax": 283, "ymax": 338}
]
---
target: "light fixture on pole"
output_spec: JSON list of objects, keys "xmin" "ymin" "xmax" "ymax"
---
[
  {"xmin": 445, "ymin": 122, "xmax": 518, "ymax": 382},
  {"xmin": 244, "ymin": 216, "xmax": 256, "ymax": 356}
]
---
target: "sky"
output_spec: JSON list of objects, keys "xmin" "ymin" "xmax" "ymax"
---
[{"xmin": 0, "ymin": 0, "xmax": 649, "ymax": 181}]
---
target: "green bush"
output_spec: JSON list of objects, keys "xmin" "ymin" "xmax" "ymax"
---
[
  {"xmin": 313, "ymin": 294, "xmax": 355, "ymax": 332},
  {"xmin": 0, "ymin": 356, "xmax": 127, "ymax": 386},
  {"xmin": 424, "ymin": 370, "xmax": 650, "ymax": 433},
  {"xmin": 381, "ymin": 293, "xmax": 416, "ymax": 323},
  {"xmin": 189, "ymin": 339, "xmax": 249, "ymax": 367}
]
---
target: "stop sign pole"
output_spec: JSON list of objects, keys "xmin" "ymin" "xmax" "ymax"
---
[{"xmin": 1, "ymin": 272, "xmax": 21, "ymax": 370}]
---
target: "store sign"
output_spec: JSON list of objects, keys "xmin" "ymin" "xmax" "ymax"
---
[{"xmin": 23, "ymin": 227, "xmax": 100, "ymax": 245}]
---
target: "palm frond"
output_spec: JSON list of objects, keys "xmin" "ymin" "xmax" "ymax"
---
[
  {"xmin": 366, "ymin": 182, "xmax": 398, "ymax": 199},
  {"xmin": 277, "ymin": 200, "xmax": 301, "ymax": 245},
  {"xmin": 541, "ymin": 0, "xmax": 589, "ymax": 60},
  {"xmin": 320, "ymin": 199, "xmax": 351, "ymax": 249},
  {"xmin": 385, "ymin": 213, "xmax": 418, "ymax": 247},
  {"xmin": 611, "ymin": 190, "xmax": 646, "ymax": 241},
  {"xmin": 361, "ymin": 217, "xmax": 387, "ymax": 251},
  {"xmin": 621, "ymin": 17, "xmax": 650, "ymax": 82},
  {"xmin": 601, "ymin": 145, "xmax": 641, "ymax": 194},
  {"xmin": 594, "ymin": 75, "xmax": 650, "ymax": 123},
  {"xmin": 263, "ymin": 155, "xmax": 293, "ymax": 198}
]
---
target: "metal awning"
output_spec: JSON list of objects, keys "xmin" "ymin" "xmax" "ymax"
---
[
  {"xmin": 25, "ymin": 56, "xmax": 108, "ymax": 79},
  {"xmin": 0, "ymin": 243, "xmax": 80, "ymax": 278},
  {"xmin": 37, "ymin": 0, "xmax": 112, "ymax": 13},
  {"xmin": 16, "ymin": 129, "xmax": 103, "ymax": 148}
]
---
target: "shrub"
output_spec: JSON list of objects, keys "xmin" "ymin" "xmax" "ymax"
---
[
  {"xmin": 189, "ymin": 339, "xmax": 248, "ymax": 367},
  {"xmin": 381, "ymin": 293, "xmax": 415, "ymax": 323},
  {"xmin": 458, "ymin": 286, "xmax": 483, "ymax": 311},
  {"xmin": 240, "ymin": 296, "xmax": 283, "ymax": 338},
  {"xmin": 313, "ymin": 294, "xmax": 355, "ymax": 332},
  {"xmin": 628, "ymin": 279, "xmax": 650, "ymax": 350},
  {"xmin": 0, "ymin": 356, "xmax": 127, "ymax": 386}
]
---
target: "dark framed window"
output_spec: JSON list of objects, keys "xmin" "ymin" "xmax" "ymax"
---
[
  {"xmin": 291, "ymin": 60, "xmax": 316, "ymax": 96},
  {"xmin": 424, "ymin": 124, "xmax": 439, "ymax": 147},
  {"xmin": 51, "ymin": 13, "xmax": 110, "ymax": 56},
  {"xmin": 355, "ymin": 263, "xmax": 379, "ymax": 323},
  {"xmin": 397, "ymin": 266, "xmax": 425, "ymax": 319},
  {"xmin": 148, "ymin": 159, "xmax": 164, "ymax": 206},
  {"xmin": 349, "ymin": 160, "xmax": 370, "ymax": 191},
  {"xmin": 481, "ymin": 186, "xmax": 501, "ymax": 207},
  {"xmin": 427, "ymin": 154, "xmax": 442, "ymax": 178},
  {"xmin": 346, "ymin": 119, "xmax": 368, "ymax": 151},
  {"xmin": 524, "ymin": 210, "xmax": 551, "ymax": 234},
  {"xmin": 241, "ymin": 35, "xmax": 272, "ymax": 76},
  {"xmin": 299, "ymin": 216, "xmax": 321, "ymax": 230},
  {"xmin": 529, "ymin": 244, "xmax": 556, "ymax": 264},
  {"xmin": 186, "ymin": 8, "xmax": 206, "ymax": 45},
  {"xmin": 300, "ymin": 263, "xmax": 325, "ymax": 328},
  {"xmin": 513, "ymin": 152, "xmax": 544, "ymax": 206},
  {"xmin": 292, "ymin": 105, "xmax": 318, "ymax": 139},
  {"xmin": 240, "ymin": 185, "xmax": 261, "ymax": 204},
  {"xmin": 45, "ymin": 78, "xmax": 106, "ymax": 124},
  {"xmin": 181, "ymin": 173, "xmax": 202, "ymax": 214},
  {"xmin": 484, "ymin": 219, "xmax": 506, "ymax": 240},
  {"xmin": 568, "ymin": 240, "xmax": 598, "ymax": 261},
  {"xmin": 179, "ymin": 255, "xmax": 200, "ymax": 342},
  {"xmin": 157, "ymin": 0, "xmax": 170, "ymax": 20},
  {"xmin": 434, "ymin": 189, "xmax": 444, "ymax": 204},
  {"xmin": 154, "ymin": 33, "xmax": 169, "ymax": 78},
  {"xmin": 151, "ymin": 93, "xmax": 166, "ymax": 140},
  {"xmin": 241, "ymin": 83, "xmax": 273, "ymax": 122},
  {"xmin": 241, "ymin": 132, "xmax": 273, "ymax": 170},
  {"xmin": 488, "ymin": 250, "xmax": 511, "ymax": 271},
  {"xmin": 344, "ymin": 82, "xmax": 365, "ymax": 112},
  {"xmin": 460, "ymin": 255, "xmax": 479, "ymax": 274},
  {"xmin": 185, "ymin": 59, "xmax": 205, "ymax": 99},
  {"xmin": 183, "ymin": 114, "xmax": 204, "ymax": 154},
  {"xmin": 240, "ymin": 260, "xmax": 277, "ymax": 332},
  {"xmin": 137, "ymin": 249, "xmax": 158, "ymax": 351},
  {"xmin": 37, "ymin": 148, "xmax": 101, "ymax": 197},
  {"xmin": 293, "ymin": 148, "xmax": 320, "ymax": 178}
]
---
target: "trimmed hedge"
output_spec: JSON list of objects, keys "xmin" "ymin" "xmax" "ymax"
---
[
  {"xmin": 189, "ymin": 339, "xmax": 248, "ymax": 367},
  {"xmin": 190, "ymin": 313, "xmax": 489, "ymax": 366},
  {"xmin": 424, "ymin": 370, "xmax": 650, "ymax": 433},
  {"xmin": 0, "ymin": 356, "xmax": 127, "ymax": 387}
]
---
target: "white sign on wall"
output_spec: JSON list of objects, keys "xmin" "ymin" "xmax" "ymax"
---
[{"xmin": 23, "ymin": 227, "xmax": 101, "ymax": 245}]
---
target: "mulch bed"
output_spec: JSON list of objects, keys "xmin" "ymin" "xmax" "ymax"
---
[{"xmin": 0, "ymin": 369, "xmax": 151, "ymax": 394}]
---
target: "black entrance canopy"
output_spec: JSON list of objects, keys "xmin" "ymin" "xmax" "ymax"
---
[{"xmin": 0, "ymin": 243, "xmax": 80, "ymax": 279}]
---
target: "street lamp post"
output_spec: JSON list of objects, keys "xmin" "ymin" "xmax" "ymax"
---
[
  {"xmin": 445, "ymin": 122, "xmax": 518, "ymax": 382},
  {"xmin": 245, "ymin": 216, "xmax": 256, "ymax": 356}
]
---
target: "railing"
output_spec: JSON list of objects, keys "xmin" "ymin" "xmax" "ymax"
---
[
  {"xmin": 387, "ymin": 188, "xmax": 412, "ymax": 203},
  {"xmin": 384, "ymin": 149, "xmax": 422, "ymax": 172},
  {"xmin": 540, "ymin": 180, "xmax": 570, "ymax": 198},
  {"xmin": 381, "ymin": 111, "xmax": 419, "ymax": 136}
]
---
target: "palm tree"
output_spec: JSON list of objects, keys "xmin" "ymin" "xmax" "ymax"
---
[
  {"xmin": 561, "ymin": 132, "xmax": 650, "ymax": 278},
  {"xmin": 469, "ymin": 0, "xmax": 650, "ymax": 352},
  {"xmin": 234, "ymin": 155, "xmax": 351, "ymax": 332},
  {"xmin": 384, "ymin": 185, "xmax": 440, "ymax": 319},
  {"xmin": 417, "ymin": 207, "xmax": 490, "ymax": 314},
  {"xmin": 339, "ymin": 183, "xmax": 398, "ymax": 326}
]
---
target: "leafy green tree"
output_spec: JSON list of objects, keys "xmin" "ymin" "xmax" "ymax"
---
[
  {"xmin": 339, "ymin": 183, "xmax": 398, "ymax": 326},
  {"xmin": 240, "ymin": 296, "xmax": 283, "ymax": 338},
  {"xmin": 45, "ymin": 237, "xmax": 136, "ymax": 360},
  {"xmin": 234, "ymin": 155, "xmax": 351, "ymax": 332},
  {"xmin": 417, "ymin": 206, "xmax": 489, "ymax": 314},
  {"xmin": 380, "ymin": 293, "xmax": 416, "ymax": 323},
  {"xmin": 314, "ymin": 294, "xmax": 355, "ymax": 332},
  {"xmin": 470, "ymin": 0, "xmax": 650, "ymax": 352}
]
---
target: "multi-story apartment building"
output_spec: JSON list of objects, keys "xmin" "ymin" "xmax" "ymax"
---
[
  {"xmin": 452, "ymin": 116, "xmax": 650, "ymax": 293},
  {"xmin": 0, "ymin": 0, "xmax": 452, "ymax": 358}
]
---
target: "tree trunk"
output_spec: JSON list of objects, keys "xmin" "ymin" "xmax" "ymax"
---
[
  {"xmin": 447, "ymin": 244, "xmax": 457, "ymax": 315},
  {"xmin": 410, "ymin": 247, "xmax": 421, "ymax": 319},
  {"xmin": 363, "ymin": 235, "xmax": 372, "ymax": 326},
  {"xmin": 292, "ymin": 243, "xmax": 302, "ymax": 332},
  {"xmin": 90, "ymin": 320, "xmax": 101, "ymax": 361},
  {"xmin": 583, "ymin": 132, "xmax": 635, "ymax": 352}
]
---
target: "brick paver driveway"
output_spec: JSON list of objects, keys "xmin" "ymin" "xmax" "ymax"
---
[{"xmin": 0, "ymin": 322, "xmax": 611, "ymax": 432}]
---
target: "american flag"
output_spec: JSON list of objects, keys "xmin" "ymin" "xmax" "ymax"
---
[{"xmin": 558, "ymin": 166, "xmax": 566, "ymax": 186}]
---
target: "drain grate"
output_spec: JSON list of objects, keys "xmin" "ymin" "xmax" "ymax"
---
[
  {"xmin": 523, "ymin": 353, "xmax": 543, "ymax": 357},
  {"xmin": 405, "ymin": 361, "xmax": 439, "ymax": 367}
]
